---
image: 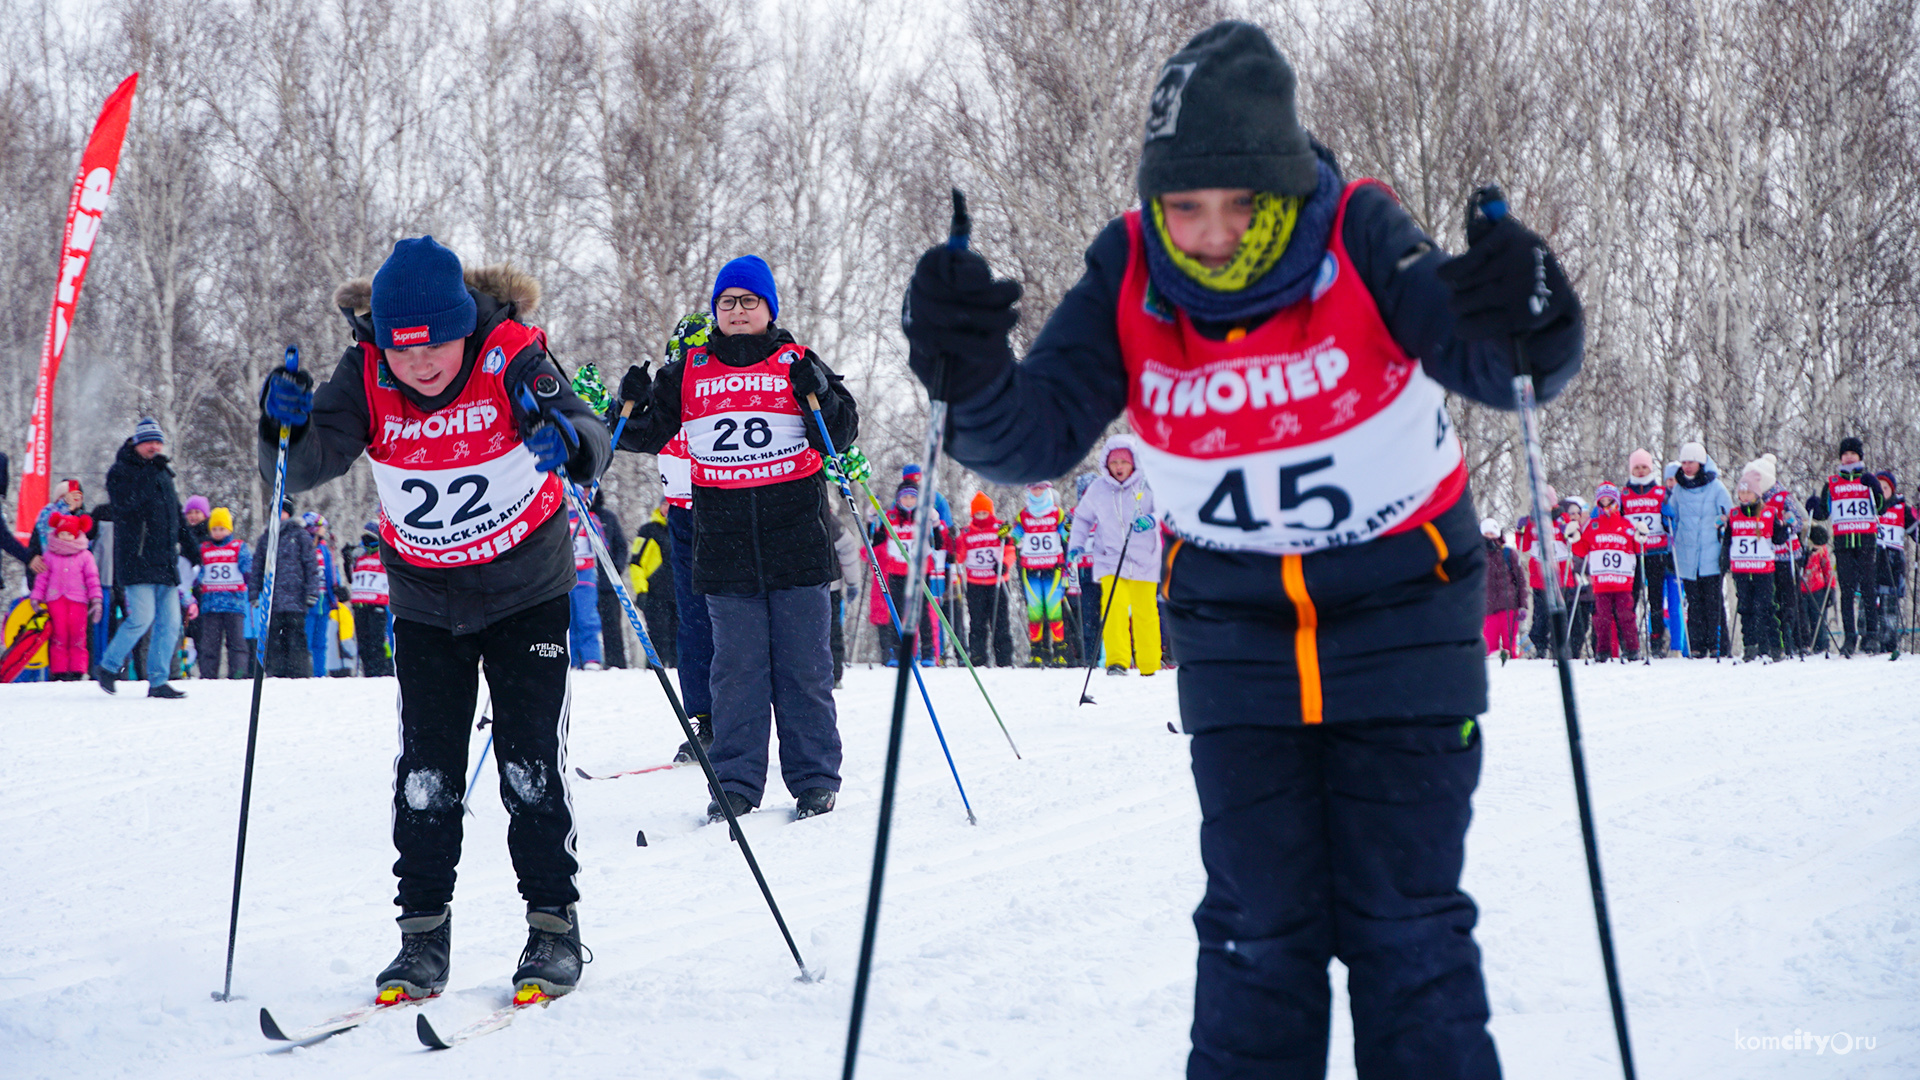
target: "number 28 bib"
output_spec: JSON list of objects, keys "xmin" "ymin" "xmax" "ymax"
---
[
  {"xmin": 680, "ymin": 344, "xmax": 823, "ymax": 489},
  {"xmin": 1116, "ymin": 181, "xmax": 1465, "ymax": 556},
  {"xmin": 361, "ymin": 320, "xmax": 565, "ymax": 569}
]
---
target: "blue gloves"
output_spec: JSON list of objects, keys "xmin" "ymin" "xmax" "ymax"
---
[
  {"xmin": 1131, "ymin": 515, "xmax": 1155, "ymax": 533},
  {"xmin": 525, "ymin": 412, "xmax": 580, "ymax": 474},
  {"xmin": 261, "ymin": 368, "xmax": 314, "ymax": 428}
]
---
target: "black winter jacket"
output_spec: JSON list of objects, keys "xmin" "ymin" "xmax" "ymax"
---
[
  {"xmin": 940, "ymin": 152, "xmax": 1583, "ymax": 727},
  {"xmin": 592, "ymin": 501, "xmax": 628, "ymax": 595},
  {"xmin": 104, "ymin": 441, "xmax": 199, "ymax": 586},
  {"xmin": 249, "ymin": 519, "xmax": 321, "ymax": 613},
  {"xmin": 259, "ymin": 271, "xmax": 610, "ymax": 635},
  {"xmin": 617, "ymin": 326, "xmax": 858, "ymax": 597}
]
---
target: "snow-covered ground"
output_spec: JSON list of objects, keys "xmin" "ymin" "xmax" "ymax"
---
[{"xmin": 3, "ymin": 657, "xmax": 1917, "ymax": 1078}]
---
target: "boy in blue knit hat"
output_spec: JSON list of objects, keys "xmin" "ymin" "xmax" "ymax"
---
[
  {"xmin": 614, "ymin": 255, "xmax": 859, "ymax": 823},
  {"xmin": 259, "ymin": 236, "xmax": 610, "ymax": 1004}
]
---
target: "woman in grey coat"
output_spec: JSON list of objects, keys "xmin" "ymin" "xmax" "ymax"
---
[{"xmin": 1665, "ymin": 441, "xmax": 1735, "ymax": 657}]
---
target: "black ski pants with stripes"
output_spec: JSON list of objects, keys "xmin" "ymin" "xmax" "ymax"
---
[
  {"xmin": 390, "ymin": 593, "xmax": 579, "ymax": 914},
  {"xmin": 1188, "ymin": 718, "xmax": 1497, "ymax": 1080}
]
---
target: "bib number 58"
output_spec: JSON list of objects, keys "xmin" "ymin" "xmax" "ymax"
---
[{"xmin": 1198, "ymin": 457, "xmax": 1353, "ymax": 533}]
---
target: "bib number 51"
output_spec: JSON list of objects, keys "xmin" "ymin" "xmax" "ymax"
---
[{"xmin": 1198, "ymin": 457, "xmax": 1353, "ymax": 533}]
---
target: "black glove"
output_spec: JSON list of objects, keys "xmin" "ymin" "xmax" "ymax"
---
[
  {"xmin": 333, "ymin": 584, "xmax": 352, "ymax": 603},
  {"xmin": 789, "ymin": 355, "xmax": 830, "ymax": 403},
  {"xmin": 902, "ymin": 245, "xmax": 1022, "ymax": 403},
  {"xmin": 619, "ymin": 363, "xmax": 652, "ymax": 408},
  {"xmin": 261, "ymin": 367, "xmax": 315, "ymax": 428},
  {"xmin": 1435, "ymin": 214, "xmax": 1577, "ymax": 342}
]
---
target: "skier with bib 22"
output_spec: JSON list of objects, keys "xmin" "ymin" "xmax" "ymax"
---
[
  {"xmin": 259, "ymin": 237, "xmax": 609, "ymax": 1005},
  {"xmin": 900, "ymin": 21, "xmax": 1582, "ymax": 1079}
]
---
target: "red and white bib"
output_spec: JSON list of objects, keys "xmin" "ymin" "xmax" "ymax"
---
[
  {"xmin": 569, "ymin": 504, "xmax": 597, "ymax": 576},
  {"xmin": 1728, "ymin": 506, "xmax": 1777, "ymax": 573},
  {"xmin": 349, "ymin": 551, "xmax": 389, "ymax": 605},
  {"xmin": 362, "ymin": 321, "xmax": 564, "ymax": 568},
  {"xmin": 1580, "ymin": 515, "xmax": 1637, "ymax": 592},
  {"xmin": 199, "ymin": 538, "xmax": 248, "ymax": 593},
  {"xmin": 680, "ymin": 344, "xmax": 823, "ymax": 489},
  {"xmin": 1017, "ymin": 508, "xmax": 1065, "ymax": 569},
  {"xmin": 1878, "ymin": 503, "xmax": 1907, "ymax": 551},
  {"xmin": 1621, "ymin": 483, "xmax": 1669, "ymax": 552},
  {"xmin": 1116, "ymin": 182, "xmax": 1465, "ymax": 556},
  {"xmin": 659, "ymin": 430, "xmax": 693, "ymax": 509},
  {"xmin": 962, "ymin": 522, "xmax": 1004, "ymax": 585},
  {"xmin": 1827, "ymin": 475, "xmax": 1876, "ymax": 536},
  {"xmin": 875, "ymin": 510, "xmax": 914, "ymax": 577}
]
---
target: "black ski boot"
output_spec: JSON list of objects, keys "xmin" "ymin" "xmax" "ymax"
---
[
  {"xmin": 795, "ymin": 788, "xmax": 836, "ymax": 820},
  {"xmin": 375, "ymin": 907, "xmax": 451, "ymax": 1001},
  {"xmin": 673, "ymin": 715, "xmax": 714, "ymax": 763},
  {"xmin": 706, "ymin": 789, "xmax": 754, "ymax": 824},
  {"xmin": 512, "ymin": 904, "xmax": 586, "ymax": 1000}
]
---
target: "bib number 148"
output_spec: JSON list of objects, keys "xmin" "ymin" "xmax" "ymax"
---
[{"xmin": 1198, "ymin": 457, "xmax": 1353, "ymax": 533}]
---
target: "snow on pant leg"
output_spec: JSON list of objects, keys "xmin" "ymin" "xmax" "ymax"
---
[
  {"xmin": 568, "ymin": 581, "xmax": 602, "ymax": 667},
  {"xmin": 597, "ymin": 589, "xmax": 628, "ymax": 668},
  {"xmin": 47, "ymin": 598, "xmax": 89, "ymax": 674},
  {"xmin": 1187, "ymin": 724, "xmax": 1335, "ymax": 1080},
  {"xmin": 100, "ymin": 582, "xmax": 159, "ymax": 676},
  {"xmin": 481, "ymin": 594, "xmax": 580, "ymax": 908},
  {"xmin": 766, "ymin": 584, "xmax": 843, "ymax": 799},
  {"xmin": 1835, "ymin": 545, "xmax": 1872, "ymax": 646},
  {"xmin": 305, "ymin": 606, "xmax": 330, "ymax": 678},
  {"xmin": 668, "ymin": 506, "xmax": 713, "ymax": 715},
  {"xmin": 355, "ymin": 604, "xmax": 392, "ymax": 677},
  {"xmin": 705, "ymin": 593, "xmax": 775, "ymax": 806},
  {"xmin": 1590, "ymin": 592, "xmax": 1619, "ymax": 657},
  {"xmin": 389, "ymin": 614, "xmax": 484, "ymax": 912},
  {"xmin": 1121, "ymin": 576, "xmax": 1159, "ymax": 668},
  {"xmin": 1328, "ymin": 716, "xmax": 1498, "ymax": 1080}
]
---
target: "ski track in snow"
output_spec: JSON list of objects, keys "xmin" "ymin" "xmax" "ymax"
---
[{"xmin": 2, "ymin": 659, "xmax": 1917, "ymax": 1077}]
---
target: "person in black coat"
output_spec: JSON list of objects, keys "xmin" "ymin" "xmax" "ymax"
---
[
  {"xmin": 615, "ymin": 255, "xmax": 856, "ymax": 822},
  {"xmin": 93, "ymin": 419, "xmax": 199, "ymax": 698},
  {"xmin": 900, "ymin": 23, "xmax": 1581, "ymax": 1080},
  {"xmin": 249, "ymin": 502, "xmax": 321, "ymax": 678}
]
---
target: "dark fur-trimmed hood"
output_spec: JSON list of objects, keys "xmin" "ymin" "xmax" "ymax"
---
[{"xmin": 332, "ymin": 264, "xmax": 541, "ymax": 341}]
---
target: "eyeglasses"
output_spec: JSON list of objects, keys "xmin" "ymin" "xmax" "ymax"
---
[{"xmin": 716, "ymin": 294, "xmax": 763, "ymax": 311}]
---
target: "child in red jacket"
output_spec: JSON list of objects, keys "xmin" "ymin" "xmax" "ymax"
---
[
  {"xmin": 29, "ymin": 512, "xmax": 103, "ymax": 680},
  {"xmin": 1576, "ymin": 484, "xmax": 1639, "ymax": 661}
]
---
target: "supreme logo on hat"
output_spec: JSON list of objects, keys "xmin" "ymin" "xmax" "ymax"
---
[{"xmin": 392, "ymin": 326, "xmax": 431, "ymax": 345}]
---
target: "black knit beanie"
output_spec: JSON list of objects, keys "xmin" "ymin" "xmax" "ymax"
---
[
  {"xmin": 1838, "ymin": 435, "xmax": 1865, "ymax": 459},
  {"xmin": 1136, "ymin": 21, "xmax": 1319, "ymax": 201}
]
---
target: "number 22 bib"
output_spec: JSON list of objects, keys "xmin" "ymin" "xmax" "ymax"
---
[
  {"xmin": 1115, "ymin": 181, "xmax": 1465, "ymax": 556},
  {"xmin": 361, "ymin": 320, "xmax": 564, "ymax": 568}
]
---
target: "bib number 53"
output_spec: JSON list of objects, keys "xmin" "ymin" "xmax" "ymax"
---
[{"xmin": 1198, "ymin": 457, "xmax": 1353, "ymax": 533}]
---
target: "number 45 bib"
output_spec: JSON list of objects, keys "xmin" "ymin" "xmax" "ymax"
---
[
  {"xmin": 1116, "ymin": 182, "xmax": 1465, "ymax": 556},
  {"xmin": 361, "ymin": 321, "xmax": 565, "ymax": 569}
]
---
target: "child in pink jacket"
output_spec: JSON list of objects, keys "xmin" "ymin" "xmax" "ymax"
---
[{"xmin": 30, "ymin": 512, "xmax": 103, "ymax": 680}]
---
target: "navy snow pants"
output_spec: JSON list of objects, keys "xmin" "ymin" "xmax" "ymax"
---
[
  {"xmin": 1188, "ymin": 718, "xmax": 1498, "ymax": 1080},
  {"xmin": 669, "ymin": 505, "xmax": 713, "ymax": 717},
  {"xmin": 706, "ymin": 584, "xmax": 842, "ymax": 806}
]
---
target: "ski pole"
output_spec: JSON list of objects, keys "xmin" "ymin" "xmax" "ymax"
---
[
  {"xmin": 215, "ymin": 345, "xmax": 298, "ymax": 1003},
  {"xmin": 1473, "ymin": 186, "xmax": 1634, "ymax": 1079},
  {"xmin": 1078, "ymin": 487, "xmax": 1145, "ymax": 705},
  {"xmin": 1634, "ymin": 536, "xmax": 1650, "ymax": 665},
  {"xmin": 844, "ymin": 189, "xmax": 968, "ymax": 1080},
  {"xmin": 463, "ymin": 684, "xmax": 494, "ymax": 816},
  {"xmin": 852, "ymin": 476, "xmax": 1020, "ymax": 758},
  {"xmin": 525, "ymin": 389, "xmax": 816, "ymax": 982}
]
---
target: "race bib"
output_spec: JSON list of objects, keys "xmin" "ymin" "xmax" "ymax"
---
[
  {"xmin": 1586, "ymin": 548, "xmax": 1631, "ymax": 576},
  {"xmin": 1021, "ymin": 531, "xmax": 1061, "ymax": 562},
  {"xmin": 201, "ymin": 560, "xmax": 246, "ymax": 591},
  {"xmin": 966, "ymin": 545, "xmax": 999, "ymax": 572},
  {"xmin": 1880, "ymin": 522, "xmax": 1904, "ymax": 550},
  {"xmin": 1732, "ymin": 535, "xmax": 1773, "ymax": 562},
  {"xmin": 1626, "ymin": 511, "xmax": 1658, "ymax": 536},
  {"xmin": 350, "ymin": 569, "xmax": 389, "ymax": 603}
]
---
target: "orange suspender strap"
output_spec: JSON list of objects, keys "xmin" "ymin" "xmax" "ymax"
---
[
  {"xmin": 1279, "ymin": 554, "xmax": 1323, "ymax": 725},
  {"xmin": 1422, "ymin": 522, "xmax": 1451, "ymax": 582}
]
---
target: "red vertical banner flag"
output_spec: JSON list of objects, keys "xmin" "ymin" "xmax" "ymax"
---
[{"xmin": 14, "ymin": 72, "xmax": 139, "ymax": 542}]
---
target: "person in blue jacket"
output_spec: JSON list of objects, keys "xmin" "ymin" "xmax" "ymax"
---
[
  {"xmin": 900, "ymin": 21, "xmax": 1581, "ymax": 1080},
  {"xmin": 1664, "ymin": 442, "xmax": 1735, "ymax": 657}
]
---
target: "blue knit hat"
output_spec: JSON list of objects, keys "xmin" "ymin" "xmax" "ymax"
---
[
  {"xmin": 132, "ymin": 417, "xmax": 164, "ymax": 446},
  {"xmin": 711, "ymin": 255, "xmax": 779, "ymax": 321},
  {"xmin": 372, "ymin": 236, "xmax": 476, "ymax": 349}
]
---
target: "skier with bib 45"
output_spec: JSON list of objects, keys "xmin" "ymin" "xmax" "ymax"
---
[
  {"xmin": 901, "ymin": 22, "xmax": 1582, "ymax": 1078},
  {"xmin": 258, "ymin": 237, "xmax": 610, "ymax": 1005}
]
